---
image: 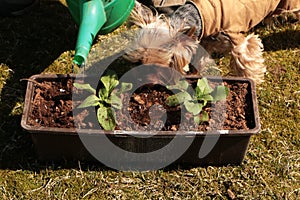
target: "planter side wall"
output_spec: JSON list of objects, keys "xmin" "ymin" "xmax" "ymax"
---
[{"xmin": 30, "ymin": 131, "xmax": 252, "ymax": 166}]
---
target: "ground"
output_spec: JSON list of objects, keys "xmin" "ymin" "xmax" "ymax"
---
[{"xmin": 0, "ymin": 0, "xmax": 299, "ymax": 199}]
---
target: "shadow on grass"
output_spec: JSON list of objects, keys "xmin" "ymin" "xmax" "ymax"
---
[
  {"xmin": 0, "ymin": 1, "xmax": 77, "ymax": 170},
  {"xmin": 262, "ymin": 28, "xmax": 300, "ymax": 51}
]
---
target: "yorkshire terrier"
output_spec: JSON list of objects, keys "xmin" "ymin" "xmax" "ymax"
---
[{"xmin": 124, "ymin": 0, "xmax": 300, "ymax": 84}]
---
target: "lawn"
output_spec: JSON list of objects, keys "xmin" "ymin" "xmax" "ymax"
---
[{"xmin": 0, "ymin": 0, "xmax": 299, "ymax": 199}]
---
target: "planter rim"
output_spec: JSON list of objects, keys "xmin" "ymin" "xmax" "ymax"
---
[{"xmin": 21, "ymin": 74, "xmax": 261, "ymax": 136}]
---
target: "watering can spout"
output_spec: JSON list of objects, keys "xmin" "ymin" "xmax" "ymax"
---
[
  {"xmin": 66, "ymin": 0, "xmax": 106, "ymax": 66},
  {"xmin": 66, "ymin": 0, "xmax": 135, "ymax": 67}
]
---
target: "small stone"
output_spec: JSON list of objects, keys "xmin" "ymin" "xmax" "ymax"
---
[
  {"xmin": 133, "ymin": 95, "xmax": 145, "ymax": 104},
  {"xmin": 227, "ymin": 189, "xmax": 236, "ymax": 199},
  {"xmin": 170, "ymin": 125, "xmax": 177, "ymax": 131}
]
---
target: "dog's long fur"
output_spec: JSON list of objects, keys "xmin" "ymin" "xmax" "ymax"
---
[
  {"xmin": 230, "ymin": 34, "xmax": 266, "ymax": 82},
  {"xmin": 125, "ymin": 1, "xmax": 300, "ymax": 84},
  {"xmin": 125, "ymin": 2, "xmax": 200, "ymax": 74}
]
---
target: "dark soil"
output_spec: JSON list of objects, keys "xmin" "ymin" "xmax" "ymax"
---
[
  {"xmin": 28, "ymin": 78, "xmax": 75, "ymax": 128},
  {"xmin": 28, "ymin": 78, "xmax": 254, "ymax": 131}
]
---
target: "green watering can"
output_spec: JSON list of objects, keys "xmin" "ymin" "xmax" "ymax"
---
[{"xmin": 66, "ymin": 0, "xmax": 135, "ymax": 66}]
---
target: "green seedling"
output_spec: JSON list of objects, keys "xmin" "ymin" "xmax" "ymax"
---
[
  {"xmin": 74, "ymin": 71, "xmax": 132, "ymax": 130},
  {"xmin": 166, "ymin": 78, "xmax": 229, "ymax": 124}
]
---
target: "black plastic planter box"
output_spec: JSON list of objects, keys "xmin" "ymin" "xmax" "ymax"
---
[{"xmin": 21, "ymin": 74, "xmax": 261, "ymax": 168}]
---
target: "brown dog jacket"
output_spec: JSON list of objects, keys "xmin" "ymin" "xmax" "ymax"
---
[{"xmin": 154, "ymin": 0, "xmax": 300, "ymax": 44}]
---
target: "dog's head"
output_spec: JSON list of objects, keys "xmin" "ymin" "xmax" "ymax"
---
[{"xmin": 124, "ymin": 2, "xmax": 199, "ymax": 75}]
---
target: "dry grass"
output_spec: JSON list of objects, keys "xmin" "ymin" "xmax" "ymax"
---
[{"xmin": 0, "ymin": 0, "xmax": 299, "ymax": 199}]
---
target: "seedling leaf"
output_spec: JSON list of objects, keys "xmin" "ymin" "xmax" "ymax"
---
[
  {"xmin": 185, "ymin": 101, "xmax": 202, "ymax": 115},
  {"xmin": 97, "ymin": 106, "xmax": 116, "ymax": 131},
  {"xmin": 201, "ymin": 111, "xmax": 209, "ymax": 122},
  {"xmin": 166, "ymin": 77, "xmax": 229, "ymax": 124},
  {"xmin": 119, "ymin": 82, "xmax": 133, "ymax": 93},
  {"xmin": 166, "ymin": 91, "xmax": 192, "ymax": 106},
  {"xmin": 197, "ymin": 78, "xmax": 213, "ymax": 95},
  {"xmin": 167, "ymin": 79, "xmax": 189, "ymax": 91},
  {"xmin": 111, "ymin": 94, "xmax": 122, "ymax": 110},
  {"xmin": 77, "ymin": 94, "xmax": 100, "ymax": 108},
  {"xmin": 194, "ymin": 115, "xmax": 200, "ymax": 124},
  {"xmin": 211, "ymin": 86, "xmax": 229, "ymax": 102},
  {"xmin": 98, "ymin": 87, "xmax": 109, "ymax": 100},
  {"xmin": 101, "ymin": 72, "xmax": 119, "ymax": 94},
  {"xmin": 197, "ymin": 94, "xmax": 213, "ymax": 104},
  {"xmin": 74, "ymin": 71, "xmax": 132, "ymax": 131},
  {"xmin": 73, "ymin": 83, "xmax": 96, "ymax": 94},
  {"xmin": 166, "ymin": 95, "xmax": 180, "ymax": 106}
]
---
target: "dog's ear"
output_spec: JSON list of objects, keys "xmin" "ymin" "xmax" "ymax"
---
[
  {"xmin": 177, "ymin": 26, "xmax": 198, "ymax": 42},
  {"xmin": 169, "ymin": 31, "xmax": 199, "ymax": 74},
  {"xmin": 130, "ymin": 1, "xmax": 163, "ymax": 27},
  {"xmin": 185, "ymin": 26, "xmax": 197, "ymax": 38}
]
